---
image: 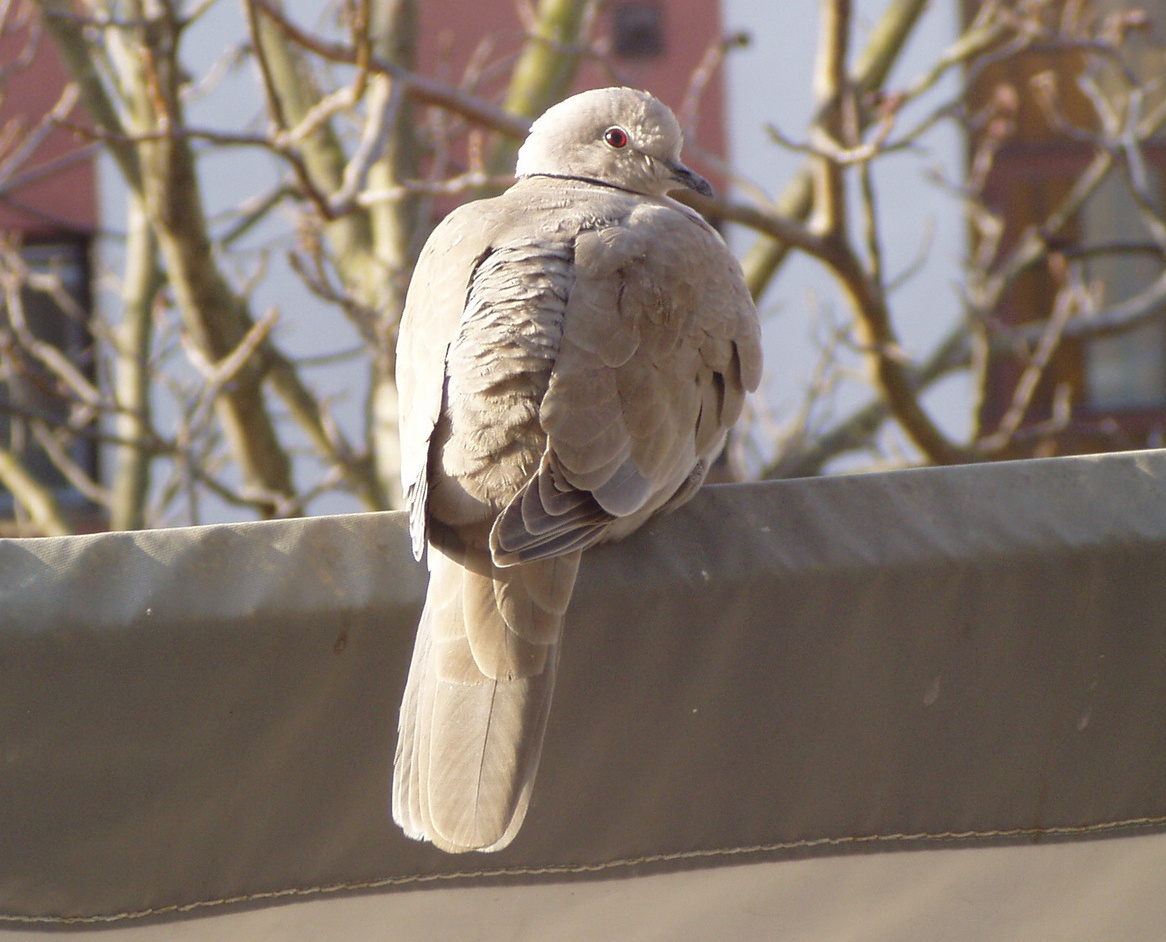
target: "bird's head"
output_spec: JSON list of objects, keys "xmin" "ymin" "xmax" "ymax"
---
[{"xmin": 515, "ymin": 87, "xmax": 713, "ymax": 199}]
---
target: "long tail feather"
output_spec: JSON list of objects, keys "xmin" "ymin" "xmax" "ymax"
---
[{"xmin": 392, "ymin": 533, "xmax": 580, "ymax": 852}]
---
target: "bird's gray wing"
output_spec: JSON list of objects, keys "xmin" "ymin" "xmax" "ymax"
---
[
  {"xmin": 490, "ymin": 201, "xmax": 763, "ymax": 565},
  {"xmin": 395, "ymin": 206, "xmax": 492, "ymax": 560}
]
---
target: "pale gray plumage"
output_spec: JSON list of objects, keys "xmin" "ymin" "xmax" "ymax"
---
[{"xmin": 393, "ymin": 87, "xmax": 763, "ymax": 853}]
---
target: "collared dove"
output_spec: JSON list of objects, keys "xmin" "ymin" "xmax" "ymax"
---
[{"xmin": 393, "ymin": 87, "xmax": 763, "ymax": 853}]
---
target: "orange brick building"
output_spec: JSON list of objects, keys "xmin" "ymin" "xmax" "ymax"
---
[{"xmin": 963, "ymin": 0, "xmax": 1166, "ymax": 455}]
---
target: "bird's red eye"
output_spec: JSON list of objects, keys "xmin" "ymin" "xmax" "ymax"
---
[{"xmin": 604, "ymin": 126, "xmax": 629, "ymax": 148}]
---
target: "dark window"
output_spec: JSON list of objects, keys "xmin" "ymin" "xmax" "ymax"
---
[
  {"xmin": 612, "ymin": 2, "xmax": 665, "ymax": 59},
  {"xmin": 1080, "ymin": 170, "xmax": 1166, "ymax": 410},
  {"xmin": 0, "ymin": 240, "xmax": 97, "ymax": 512}
]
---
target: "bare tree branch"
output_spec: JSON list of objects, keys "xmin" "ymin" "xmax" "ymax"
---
[
  {"xmin": 250, "ymin": 0, "xmax": 531, "ymax": 138},
  {"xmin": 763, "ymin": 322, "xmax": 971, "ymax": 479},
  {"xmin": 108, "ymin": 194, "xmax": 158, "ymax": 530},
  {"xmin": 486, "ymin": 0, "xmax": 595, "ymax": 175},
  {"xmin": 740, "ymin": 0, "xmax": 937, "ymax": 298},
  {"xmin": 0, "ymin": 446, "xmax": 70, "ymax": 536}
]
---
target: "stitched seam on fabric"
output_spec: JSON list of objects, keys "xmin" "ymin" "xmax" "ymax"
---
[{"xmin": 5, "ymin": 815, "xmax": 1166, "ymax": 926}]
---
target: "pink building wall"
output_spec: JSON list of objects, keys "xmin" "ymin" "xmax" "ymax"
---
[{"xmin": 0, "ymin": 20, "xmax": 96, "ymax": 237}]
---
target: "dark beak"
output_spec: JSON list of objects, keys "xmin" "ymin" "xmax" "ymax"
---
[{"xmin": 667, "ymin": 160, "xmax": 713, "ymax": 197}]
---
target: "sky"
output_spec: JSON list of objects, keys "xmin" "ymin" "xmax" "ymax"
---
[{"xmin": 721, "ymin": 0, "xmax": 973, "ymax": 472}]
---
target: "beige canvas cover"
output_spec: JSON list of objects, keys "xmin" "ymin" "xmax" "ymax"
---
[{"xmin": 2, "ymin": 450, "xmax": 1166, "ymax": 938}]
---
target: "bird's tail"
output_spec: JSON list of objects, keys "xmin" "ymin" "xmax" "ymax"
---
[{"xmin": 392, "ymin": 530, "xmax": 581, "ymax": 852}]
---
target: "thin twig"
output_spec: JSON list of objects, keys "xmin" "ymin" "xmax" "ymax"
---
[{"xmin": 978, "ymin": 273, "xmax": 1079, "ymax": 454}]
